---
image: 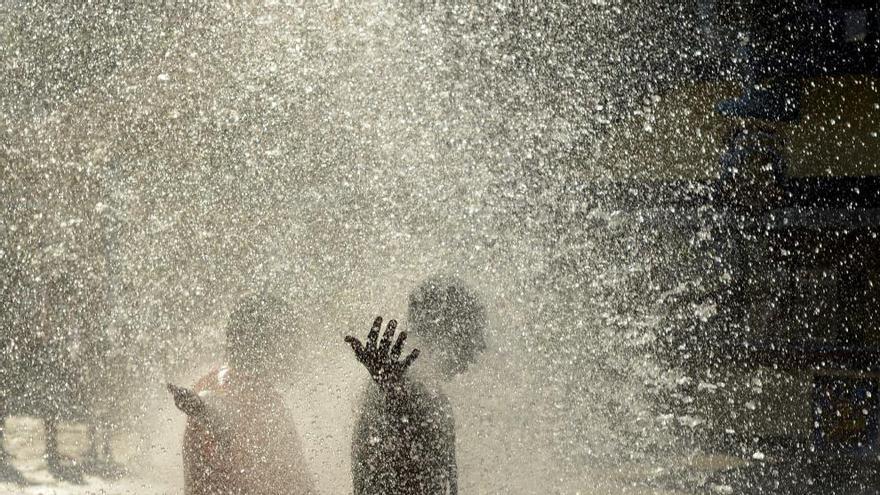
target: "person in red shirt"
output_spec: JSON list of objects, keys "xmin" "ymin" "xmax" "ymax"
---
[{"xmin": 168, "ymin": 294, "xmax": 315, "ymax": 495}]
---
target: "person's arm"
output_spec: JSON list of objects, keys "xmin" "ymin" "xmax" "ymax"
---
[
  {"xmin": 167, "ymin": 383, "xmax": 207, "ymax": 417},
  {"xmin": 167, "ymin": 382, "xmax": 234, "ymax": 450}
]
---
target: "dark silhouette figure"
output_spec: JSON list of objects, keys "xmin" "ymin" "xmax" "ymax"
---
[
  {"xmin": 168, "ymin": 294, "xmax": 315, "ymax": 495},
  {"xmin": 346, "ymin": 276, "xmax": 487, "ymax": 495}
]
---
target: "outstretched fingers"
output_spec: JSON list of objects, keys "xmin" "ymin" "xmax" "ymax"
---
[
  {"xmin": 390, "ymin": 331, "xmax": 407, "ymax": 361},
  {"xmin": 348, "ymin": 316, "xmax": 418, "ymax": 383},
  {"xmin": 365, "ymin": 316, "xmax": 382, "ymax": 352},
  {"xmin": 400, "ymin": 348, "xmax": 420, "ymax": 372},
  {"xmin": 345, "ymin": 335, "xmax": 366, "ymax": 362},
  {"xmin": 378, "ymin": 319, "xmax": 397, "ymax": 355}
]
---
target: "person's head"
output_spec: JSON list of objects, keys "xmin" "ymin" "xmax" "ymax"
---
[
  {"xmin": 226, "ymin": 293, "xmax": 292, "ymax": 377},
  {"xmin": 407, "ymin": 275, "xmax": 487, "ymax": 380}
]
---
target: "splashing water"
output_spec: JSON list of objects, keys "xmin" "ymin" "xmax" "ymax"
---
[{"xmin": 1, "ymin": 2, "xmax": 721, "ymax": 494}]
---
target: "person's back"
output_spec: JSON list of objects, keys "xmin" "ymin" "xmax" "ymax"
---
[
  {"xmin": 182, "ymin": 365, "xmax": 314, "ymax": 495},
  {"xmin": 352, "ymin": 379, "xmax": 455, "ymax": 495},
  {"xmin": 170, "ymin": 294, "xmax": 316, "ymax": 495},
  {"xmin": 346, "ymin": 276, "xmax": 486, "ymax": 495}
]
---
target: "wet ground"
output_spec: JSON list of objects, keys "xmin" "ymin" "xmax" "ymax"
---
[
  {"xmin": 1, "ymin": 356, "xmax": 878, "ymax": 495},
  {"xmin": 3, "ymin": 418, "xmax": 879, "ymax": 495},
  {"xmin": 0, "ymin": 382, "xmax": 690, "ymax": 495},
  {"xmin": 5, "ymin": 415, "xmax": 872, "ymax": 495},
  {"xmin": 0, "ymin": 415, "xmax": 180, "ymax": 495}
]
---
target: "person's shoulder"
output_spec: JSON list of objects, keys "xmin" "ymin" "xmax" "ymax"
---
[
  {"xmin": 357, "ymin": 378, "xmax": 438, "ymax": 406},
  {"xmin": 358, "ymin": 378, "xmax": 450, "ymax": 408},
  {"xmin": 398, "ymin": 380, "xmax": 453, "ymax": 418},
  {"xmin": 409, "ymin": 379, "xmax": 449, "ymax": 402}
]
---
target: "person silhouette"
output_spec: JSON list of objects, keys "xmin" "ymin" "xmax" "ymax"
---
[
  {"xmin": 345, "ymin": 276, "xmax": 487, "ymax": 495},
  {"xmin": 168, "ymin": 294, "xmax": 315, "ymax": 495}
]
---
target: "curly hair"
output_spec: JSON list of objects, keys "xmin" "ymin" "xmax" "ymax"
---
[{"xmin": 407, "ymin": 275, "xmax": 487, "ymax": 370}]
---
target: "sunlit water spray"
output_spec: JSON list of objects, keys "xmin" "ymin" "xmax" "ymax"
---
[{"xmin": 1, "ymin": 2, "xmax": 694, "ymax": 493}]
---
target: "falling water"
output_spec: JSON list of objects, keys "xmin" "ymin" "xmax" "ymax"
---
[{"xmin": 2, "ymin": 2, "xmax": 729, "ymax": 494}]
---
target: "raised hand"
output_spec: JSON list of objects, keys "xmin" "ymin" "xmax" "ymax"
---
[
  {"xmin": 345, "ymin": 316, "xmax": 420, "ymax": 386},
  {"xmin": 167, "ymin": 383, "xmax": 206, "ymax": 417}
]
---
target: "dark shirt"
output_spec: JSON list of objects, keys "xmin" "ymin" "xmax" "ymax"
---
[{"xmin": 352, "ymin": 380, "xmax": 457, "ymax": 495}]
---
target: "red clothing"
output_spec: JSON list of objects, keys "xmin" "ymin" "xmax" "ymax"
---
[{"xmin": 182, "ymin": 366, "xmax": 316, "ymax": 495}]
